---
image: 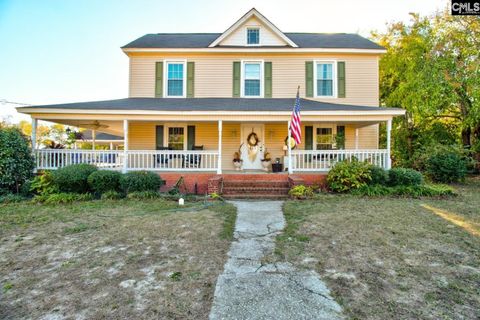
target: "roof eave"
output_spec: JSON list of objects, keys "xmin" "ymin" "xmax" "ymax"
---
[{"xmin": 121, "ymin": 47, "xmax": 387, "ymax": 54}]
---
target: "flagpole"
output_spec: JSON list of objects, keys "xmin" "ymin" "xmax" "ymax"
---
[
  {"xmin": 288, "ymin": 86, "xmax": 300, "ymax": 174},
  {"xmin": 288, "ymin": 120, "xmax": 292, "ymax": 174}
]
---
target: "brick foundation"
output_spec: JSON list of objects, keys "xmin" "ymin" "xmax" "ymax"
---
[
  {"xmin": 157, "ymin": 172, "xmax": 327, "ymax": 195},
  {"xmin": 158, "ymin": 173, "xmax": 218, "ymax": 195}
]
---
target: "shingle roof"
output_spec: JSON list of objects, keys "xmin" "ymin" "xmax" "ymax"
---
[
  {"xmin": 122, "ymin": 33, "xmax": 384, "ymax": 50},
  {"xmin": 24, "ymin": 98, "xmax": 400, "ymax": 113}
]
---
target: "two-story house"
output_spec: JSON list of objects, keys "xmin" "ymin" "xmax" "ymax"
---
[{"xmin": 18, "ymin": 8, "xmax": 404, "ymax": 195}]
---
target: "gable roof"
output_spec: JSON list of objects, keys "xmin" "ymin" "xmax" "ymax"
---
[
  {"xmin": 122, "ymin": 32, "xmax": 384, "ymax": 50},
  {"xmin": 208, "ymin": 8, "xmax": 298, "ymax": 48},
  {"xmin": 18, "ymin": 98, "xmax": 403, "ymax": 115}
]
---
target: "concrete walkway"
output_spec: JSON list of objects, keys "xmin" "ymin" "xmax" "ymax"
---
[{"xmin": 209, "ymin": 201, "xmax": 343, "ymax": 320}]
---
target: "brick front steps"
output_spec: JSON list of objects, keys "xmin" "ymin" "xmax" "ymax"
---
[{"xmin": 218, "ymin": 174, "xmax": 291, "ymax": 199}]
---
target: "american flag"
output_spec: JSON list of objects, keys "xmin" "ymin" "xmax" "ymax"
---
[{"xmin": 290, "ymin": 88, "xmax": 302, "ymax": 145}]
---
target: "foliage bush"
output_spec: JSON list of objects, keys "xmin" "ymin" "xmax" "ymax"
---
[
  {"xmin": 51, "ymin": 164, "xmax": 97, "ymax": 193},
  {"xmin": 327, "ymin": 160, "xmax": 372, "ymax": 192},
  {"xmin": 388, "ymin": 168, "xmax": 423, "ymax": 186},
  {"xmin": 30, "ymin": 171, "xmax": 58, "ymax": 195},
  {"xmin": 425, "ymin": 151, "xmax": 468, "ymax": 183},
  {"xmin": 120, "ymin": 171, "xmax": 164, "ymax": 193},
  {"xmin": 352, "ymin": 184, "xmax": 455, "ymax": 197},
  {"xmin": 288, "ymin": 185, "xmax": 314, "ymax": 199},
  {"xmin": 0, "ymin": 127, "xmax": 35, "ymax": 194},
  {"xmin": 369, "ymin": 166, "xmax": 389, "ymax": 185},
  {"xmin": 34, "ymin": 192, "xmax": 94, "ymax": 204},
  {"xmin": 87, "ymin": 170, "xmax": 122, "ymax": 194},
  {"xmin": 101, "ymin": 190, "xmax": 124, "ymax": 200},
  {"xmin": 0, "ymin": 194, "xmax": 26, "ymax": 204},
  {"xmin": 126, "ymin": 191, "xmax": 161, "ymax": 200}
]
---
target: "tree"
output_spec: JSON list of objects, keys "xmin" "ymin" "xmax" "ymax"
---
[
  {"xmin": 0, "ymin": 126, "xmax": 35, "ymax": 194},
  {"xmin": 372, "ymin": 10, "xmax": 480, "ymax": 166}
]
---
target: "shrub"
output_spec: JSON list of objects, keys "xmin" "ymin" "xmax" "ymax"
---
[
  {"xmin": 35, "ymin": 192, "xmax": 94, "ymax": 204},
  {"xmin": 126, "ymin": 191, "xmax": 160, "ymax": 200},
  {"xmin": 388, "ymin": 168, "xmax": 423, "ymax": 186},
  {"xmin": 87, "ymin": 170, "xmax": 122, "ymax": 194},
  {"xmin": 120, "ymin": 171, "xmax": 164, "ymax": 193},
  {"xmin": 101, "ymin": 190, "xmax": 124, "ymax": 200},
  {"xmin": 30, "ymin": 171, "xmax": 58, "ymax": 195},
  {"xmin": 369, "ymin": 166, "xmax": 389, "ymax": 185},
  {"xmin": 0, "ymin": 194, "xmax": 26, "ymax": 204},
  {"xmin": 352, "ymin": 184, "xmax": 455, "ymax": 197},
  {"xmin": 51, "ymin": 164, "xmax": 97, "ymax": 193},
  {"xmin": 0, "ymin": 127, "xmax": 35, "ymax": 194},
  {"xmin": 425, "ymin": 152, "xmax": 467, "ymax": 183},
  {"xmin": 288, "ymin": 185, "xmax": 314, "ymax": 199},
  {"xmin": 327, "ymin": 160, "xmax": 372, "ymax": 192}
]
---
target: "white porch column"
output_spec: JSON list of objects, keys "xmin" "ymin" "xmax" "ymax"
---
[
  {"xmin": 287, "ymin": 120, "xmax": 293, "ymax": 174},
  {"xmin": 31, "ymin": 117, "xmax": 37, "ymax": 150},
  {"xmin": 109, "ymin": 142, "xmax": 113, "ymax": 150},
  {"xmin": 386, "ymin": 119, "xmax": 392, "ymax": 169},
  {"xmin": 123, "ymin": 120, "xmax": 129, "ymax": 173},
  {"xmin": 92, "ymin": 130, "xmax": 96, "ymax": 150},
  {"xmin": 217, "ymin": 120, "xmax": 222, "ymax": 174},
  {"xmin": 355, "ymin": 128, "xmax": 359, "ymax": 149}
]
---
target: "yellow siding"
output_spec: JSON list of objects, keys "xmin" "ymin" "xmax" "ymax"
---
[
  {"xmin": 220, "ymin": 16, "xmax": 287, "ymax": 46},
  {"xmin": 128, "ymin": 53, "xmax": 380, "ymax": 106}
]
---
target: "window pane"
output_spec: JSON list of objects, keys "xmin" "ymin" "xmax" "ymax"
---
[
  {"xmin": 168, "ymin": 127, "xmax": 184, "ymax": 150},
  {"xmin": 316, "ymin": 63, "xmax": 333, "ymax": 96},
  {"xmin": 316, "ymin": 128, "xmax": 333, "ymax": 150},
  {"xmin": 245, "ymin": 80, "xmax": 260, "ymax": 96},
  {"xmin": 317, "ymin": 80, "xmax": 333, "ymax": 96},
  {"xmin": 167, "ymin": 63, "xmax": 184, "ymax": 96},
  {"xmin": 247, "ymin": 29, "xmax": 259, "ymax": 44},
  {"xmin": 245, "ymin": 63, "xmax": 260, "ymax": 79}
]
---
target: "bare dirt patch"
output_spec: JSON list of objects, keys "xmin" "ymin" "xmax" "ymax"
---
[
  {"xmin": 0, "ymin": 199, "xmax": 235, "ymax": 319},
  {"xmin": 275, "ymin": 178, "xmax": 480, "ymax": 319}
]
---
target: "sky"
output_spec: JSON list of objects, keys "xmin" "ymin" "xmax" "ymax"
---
[{"xmin": 0, "ymin": 0, "xmax": 447, "ymax": 122}]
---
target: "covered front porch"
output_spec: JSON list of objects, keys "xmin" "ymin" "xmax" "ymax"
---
[
  {"xmin": 19, "ymin": 97, "xmax": 404, "ymax": 175},
  {"xmin": 30, "ymin": 119, "xmax": 393, "ymax": 173}
]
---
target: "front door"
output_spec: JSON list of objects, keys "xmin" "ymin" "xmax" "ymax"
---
[{"xmin": 240, "ymin": 124, "xmax": 265, "ymax": 170}]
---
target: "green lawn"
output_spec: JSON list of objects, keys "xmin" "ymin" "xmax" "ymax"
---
[
  {"xmin": 275, "ymin": 177, "xmax": 480, "ymax": 320},
  {"xmin": 0, "ymin": 199, "xmax": 236, "ymax": 320}
]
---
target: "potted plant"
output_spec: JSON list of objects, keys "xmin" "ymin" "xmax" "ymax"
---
[
  {"xmin": 233, "ymin": 151, "xmax": 243, "ymax": 171},
  {"xmin": 261, "ymin": 151, "xmax": 272, "ymax": 172}
]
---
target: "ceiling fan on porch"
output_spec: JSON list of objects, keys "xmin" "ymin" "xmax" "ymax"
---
[{"xmin": 77, "ymin": 120, "xmax": 109, "ymax": 130}]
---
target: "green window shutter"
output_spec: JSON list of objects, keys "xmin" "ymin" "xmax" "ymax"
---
[
  {"xmin": 337, "ymin": 61, "xmax": 346, "ymax": 98},
  {"xmin": 305, "ymin": 126, "xmax": 313, "ymax": 150},
  {"xmin": 155, "ymin": 125, "xmax": 164, "ymax": 149},
  {"xmin": 155, "ymin": 62, "xmax": 163, "ymax": 98},
  {"xmin": 264, "ymin": 62, "xmax": 272, "ymax": 98},
  {"xmin": 187, "ymin": 126, "xmax": 195, "ymax": 150},
  {"xmin": 187, "ymin": 62, "xmax": 195, "ymax": 98},
  {"xmin": 305, "ymin": 61, "xmax": 313, "ymax": 97},
  {"xmin": 233, "ymin": 61, "xmax": 241, "ymax": 97},
  {"xmin": 336, "ymin": 125, "xmax": 345, "ymax": 149}
]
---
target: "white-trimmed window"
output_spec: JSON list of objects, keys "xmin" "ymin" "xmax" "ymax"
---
[
  {"xmin": 314, "ymin": 125, "xmax": 336, "ymax": 150},
  {"xmin": 164, "ymin": 61, "xmax": 186, "ymax": 97},
  {"xmin": 241, "ymin": 61, "xmax": 263, "ymax": 97},
  {"xmin": 314, "ymin": 61, "xmax": 336, "ymax": 98},
  {"xmin": 166, "ymin": 126, "xmax": 186, "ymax": 150},
  {"xmin": 247, "ymin": 28, "xmax": 260, "ymax": 45}
]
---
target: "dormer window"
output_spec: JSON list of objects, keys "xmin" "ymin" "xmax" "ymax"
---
[{"xmin": 247, "ymin": 28, "xmax": 260, "ymax": 45}]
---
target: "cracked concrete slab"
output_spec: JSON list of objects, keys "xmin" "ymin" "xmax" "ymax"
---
[{"xmin": 209, "ymin": 201, "xmax": 343, "ymax": 320}]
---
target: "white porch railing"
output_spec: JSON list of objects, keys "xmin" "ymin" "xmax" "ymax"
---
[
  {"xmin": 34, "ymin": 149, "xmax": 219, "ymax": 172},
  {"xmin": 291, "ymin": 149, "xmax": 389, "ymax": 171}
]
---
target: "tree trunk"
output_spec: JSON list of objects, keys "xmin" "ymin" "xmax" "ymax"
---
[{"xmin": 462, "ymin": 127, "xmax": 471, "ymax": 148}]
